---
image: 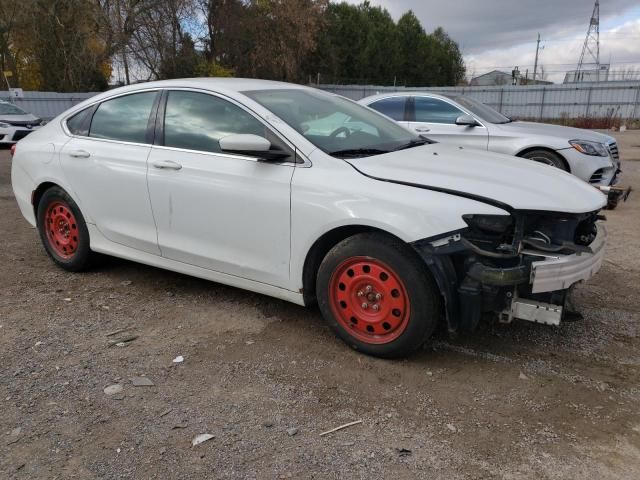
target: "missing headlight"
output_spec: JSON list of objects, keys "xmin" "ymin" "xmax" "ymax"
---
[{"xmin": 462, "ymin": 214, "xmax": 513, "ymax": 233}]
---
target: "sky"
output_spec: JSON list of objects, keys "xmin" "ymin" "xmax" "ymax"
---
[{"xmin": 345, "ymin": 0, "xmax": 640, "ymax": 83}]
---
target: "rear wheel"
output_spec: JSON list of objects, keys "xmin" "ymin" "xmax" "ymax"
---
[
  {"xmin": 316, "ymin": 233, "xmax": 442, "ymax": 358},
  {"xmin": 37, "ymin": 187, "xmax": 94, "ymax": 271},
  {"xmin": 520, "ymin": 149, "xmax": 568, "ymax": 171}
]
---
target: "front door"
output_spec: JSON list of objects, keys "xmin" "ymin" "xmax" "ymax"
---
[
  {"xmin": 146, "ymin": 90, "xmax": 294, "ymax": 287},
  {"xmin": 408, "ymin": 96, "xmax": 489, "ymax": 150}
]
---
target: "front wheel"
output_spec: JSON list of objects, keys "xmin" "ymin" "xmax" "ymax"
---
[
  {"xmin": 520, "ymin": 149, "xmax": 568, "ymax": 171},
  {"xmin": 316, "ymin": 233, "xmax": 442, "ymax": 358}
]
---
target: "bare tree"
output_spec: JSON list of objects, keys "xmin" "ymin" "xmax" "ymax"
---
[{"xmin": 236, "ymin": 0, "xmax": 328, "ymax": 82}]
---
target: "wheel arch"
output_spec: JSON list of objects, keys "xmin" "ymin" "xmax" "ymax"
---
[
  {"xmin": 302, "ymin": 225, "xmax": 419, "ymax": 306},
  {"xmin": 516, "ymin": 146, "xmax": 571, "ymax": 172},
  {"xmin": 32, "ymin": 181, "xmax": 60, "ymax": 216},
  {"xmin": 302, "ymin": 224, "xmax": 440, "ymax": 305}
]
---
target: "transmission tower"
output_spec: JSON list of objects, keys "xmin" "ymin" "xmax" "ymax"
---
[{"xmin": 576, "ymin": 0, "xmax": 600, "ymax": 82}]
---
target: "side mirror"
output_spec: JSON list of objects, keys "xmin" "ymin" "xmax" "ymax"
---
[
  {"xmin": 455, "ymin": 114, "xmax": 479, "ymax": 127},
  {"xmin": 219, "ymin": 134, "xmax": 289, "ymax": 161}
]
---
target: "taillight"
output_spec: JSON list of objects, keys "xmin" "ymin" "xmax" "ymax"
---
[{"xmin": 10, "ymin": 144, "xmax": 16, "ymax": 157}]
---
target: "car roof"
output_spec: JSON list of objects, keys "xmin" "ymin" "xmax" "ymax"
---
[
  {"xmin": 106, "ymin": 78, "xmax": 312, "ymax": 99},
  {"xmin": 359, "ymin": 92, "xmax": 456, "ymax": 104},
  {"xmin": 133, "ymin": 77, "xmax": 309, "ymax": 92},
  {"xmin": 68, "ymin": 78, "xmax": 316, "ymax": 113}
]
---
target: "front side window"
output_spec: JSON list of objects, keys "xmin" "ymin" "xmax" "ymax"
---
[
  {"xmin": 452, "ymin": 96, "xmax": 510, "ymax": 124},
  {"xmin": 368, "ymin": 97, "xmax": 407, "ymax": 121},
  {"xmin": 244, "ymin": 89, "xmax": 420, "ymax": 156},
  {"xmin": 89, "ymin": 92, "xmax": 157, "ymax": 143},
  {"xmin": 413, "ymin": 97, "xmax": 464, "ymax": 124},
  {"xmin": 163, "ymin": 91, "xmax": 267, "ymax": 154}
]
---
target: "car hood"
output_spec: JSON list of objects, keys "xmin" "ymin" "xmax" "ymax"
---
[
  {"xmin": 0, "ymin": 113, "xmax": 41, "ymax": 124},
  {"xmin": 495, "ymin": 121, "xmax": 615, "ymax": 144},
  {"xmin": 347, "ymin": 144, "xmax": 606, "ymax": 213}
]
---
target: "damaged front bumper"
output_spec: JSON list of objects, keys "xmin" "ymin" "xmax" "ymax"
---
[
  {"xmin": 528, "ymin": 223, "xmax": 606, "ymax": 294},
  {"xmin": 413, "ymin": 221, "xmax": 607, "ymax": 334}
]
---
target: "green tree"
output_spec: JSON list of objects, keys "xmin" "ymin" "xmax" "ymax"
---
[
  {"xmin": 308, "ymin": 3, "xmax": 465, "ymax": 87},
  {"xmin": 396, "ymin": 10, "xmax": 426, "ymax": 86}
]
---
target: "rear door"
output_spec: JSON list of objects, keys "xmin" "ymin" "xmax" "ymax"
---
[
  {"xmin": 60, "ymin": 90, "xmax": 161, "ymax": 254},
  {"xmin": 366, "ymin": 96, "xmax": 411, "ymax": 130},
  {"xmin": 408, "ymin": 96, "xmax": 489, "ymax": 149}
]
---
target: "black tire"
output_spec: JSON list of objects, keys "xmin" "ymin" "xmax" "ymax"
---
[
  {"xmin": 606, "ymin": 198, "xmax": 619, "ymax": 210},
  {"xmin": 520, "ymin": 149, "xmax": 568, "ymax": 171},
  {"xmin": 36, "ymin": 186, "xmax": 94, "ymax": 272},
  {"xmin": 316, "ymin": 232, "xmax": 442, "ymax": 358}
]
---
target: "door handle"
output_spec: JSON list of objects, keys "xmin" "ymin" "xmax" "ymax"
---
[
  {"xmin": 414, "ymin": 127, "xmax": 430, "ymax": 133},
  {"xmin": 69, "ymin": 149, "xmax": 91, "ymax": 158},
  {"xmin": 152, "ymin": 160, "xmax": 182, "ymax": 170}
]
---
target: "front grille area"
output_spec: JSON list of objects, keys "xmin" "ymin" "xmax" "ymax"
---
[
  {"xmin": 608, "ymin": 141, "xmax": 619, "ymax": 162},
  {"xmin": 590, "ymin": 168, "xmax": 605, "ymax": 183},
  {"xmin": 12, "ymin": 130, "xmax": 32, "ymax": 141}
]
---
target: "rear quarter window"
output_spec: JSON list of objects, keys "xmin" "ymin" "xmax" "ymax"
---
[{"xmin": 66, "ymin": 109, "xmax": 91, "ymax": 136}]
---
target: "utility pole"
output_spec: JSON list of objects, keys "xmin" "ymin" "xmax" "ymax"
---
[{"xmin": 533, "ymin": 33, "xmax": 541, "ymax": 82}]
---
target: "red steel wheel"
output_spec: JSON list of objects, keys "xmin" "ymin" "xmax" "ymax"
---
[
  {"xmin": 44, "ymin": 201, "xmax": 80, "ymax": 259},
  {"xmin": 329, "ymin": 256, "xmax": 411, "ymax": 345}
]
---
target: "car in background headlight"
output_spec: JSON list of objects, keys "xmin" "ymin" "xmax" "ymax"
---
[{"xmin": 569, "ymin": 139, "xmax": 609, "ymax": 157}]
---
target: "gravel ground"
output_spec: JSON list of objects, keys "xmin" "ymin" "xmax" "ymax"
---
[{"xmin": 1, "ymin": 131, "xmax": 639, "ymax": 479}]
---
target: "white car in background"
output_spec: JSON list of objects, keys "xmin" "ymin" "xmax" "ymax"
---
[
  {"xmin": 11, "ymin": 79, "xmax": 607, "ymax": 358},
  {"xmin": 0, "ymin": 100, "xmax": 43, "ymax": 144},
  {"xmin": 360, "ymin": 93, "xmax": 630, "ymax": 208}
]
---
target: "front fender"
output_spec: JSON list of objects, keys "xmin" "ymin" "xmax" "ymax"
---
[{"xmin": 289, "ymin": 154, "xmax": 508, "ymax": 291}]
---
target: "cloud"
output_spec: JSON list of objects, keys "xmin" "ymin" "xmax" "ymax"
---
[{"xmin": 466, "ymin": 17, "xmax": 640, "ymax": 83}]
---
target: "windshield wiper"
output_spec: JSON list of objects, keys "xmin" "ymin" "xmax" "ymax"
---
[
  {"xmin": 392, "ymin": 137, "xmax": 432, "ymax": 151},
  {"xmin": 329, "ymin": 148, "xmax": 390, "ymax": 158}
]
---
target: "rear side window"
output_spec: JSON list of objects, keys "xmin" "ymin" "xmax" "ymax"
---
[
  {"xmin": 368, "ymin": 97, "xmax": 407, "ymax": 121},
  {"xmin": 89, "ymin": 92, "xmax": 157, "ymax": 143},
  {"xmin": 163, "ymin": 91, "xmax": 267, "ymax": 154},
  {"xmin": 413, "ymin": 97, "xmax": 464, "ymax": 124},
  {"xmin": 66, "ymin": 109, "xmax": 90, "ymax": 136}
]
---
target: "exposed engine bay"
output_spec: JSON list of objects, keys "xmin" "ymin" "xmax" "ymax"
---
[{"xmin": 412, "ymin": 210, "xmax": 606, "ymax": 334}]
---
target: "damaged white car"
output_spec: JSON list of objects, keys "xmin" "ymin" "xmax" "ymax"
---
[{"xmin": 11, "ymin": 79, "xmax": 607, "ymax": 358}]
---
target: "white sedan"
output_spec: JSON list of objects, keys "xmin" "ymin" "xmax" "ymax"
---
[
  {"xmin": 0, "ymin": 100, "xmax": 43, "ymax": 144},
  {"xmin": 12, "ymin": 79, "xmax": 607, "ymax": 358}
]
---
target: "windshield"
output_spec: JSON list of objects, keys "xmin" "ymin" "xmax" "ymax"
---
[
  {"xmin": 449, "ymin": 95, "xmax": 511, "ymax": 124},
  {"xmin": 0, "ymin": 102, "xmax": 27, "ymax": 116},
  {"xmin": 243, "ymin": 88, "xmax": 423, "ymax": 157}
]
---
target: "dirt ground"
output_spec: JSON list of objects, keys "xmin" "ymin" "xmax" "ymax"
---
[{"xmin": 1, "ymin": 130, "xmax": 639, "ymax": 480}]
